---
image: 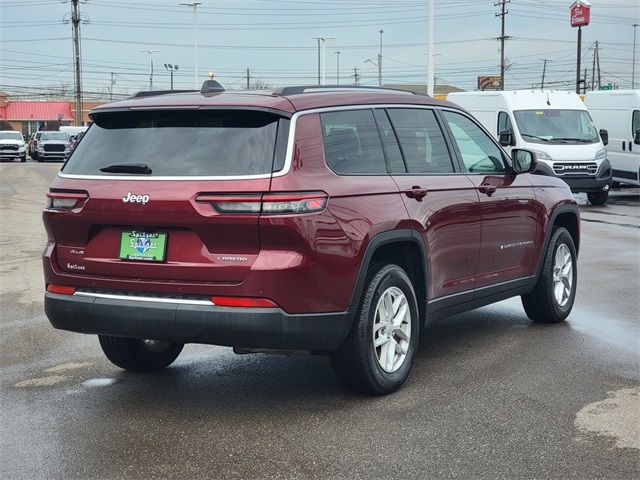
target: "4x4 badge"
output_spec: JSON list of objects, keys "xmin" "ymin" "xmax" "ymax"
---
[{"xmin": 122, "ymin": 192, "xmax": 150, "ymax": 204}]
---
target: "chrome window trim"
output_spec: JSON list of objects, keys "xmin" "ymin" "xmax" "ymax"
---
[
  {"xmin": 57, "ymin": 103, "xmax": 447, "ymax": 181},
  {"xmin": 74, "ymin": 291, "xmax": 214, "ymax": 306}
]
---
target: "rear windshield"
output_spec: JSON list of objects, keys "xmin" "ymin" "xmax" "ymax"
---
[{"xmin": 62, "ymin": 109, "xmax": 289, "ymax": 177}]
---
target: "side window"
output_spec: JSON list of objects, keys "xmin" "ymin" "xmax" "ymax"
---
[
  {"xmin": 373, "ymin": 109, "xmax": 405, "ymax": 173},
  {"xmin": 386, "ymin": 108, "xmax": 454, "ymax": 174},
  {"xmin": 443, "ymin": 111, "xmax": 507, "ymax": 174},
  {"xmin": 498, "ymin": 111, "xmax": 513, "ymax": 135},
  {"xmin": 320, "ymin": 109, "xmax": 386, "ymax": 174},
  {"xmin": 632, "ymin": 110, "xmax": 640, "ymax": 134}
]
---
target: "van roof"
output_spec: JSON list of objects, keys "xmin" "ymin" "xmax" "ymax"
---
[
  {"xmin": 91, "ymin": 86, "xmax": 459, "ymax": 117},
  {"xmin": 448, "ymin": 89, "xmax": 586, "ymax": 111}
]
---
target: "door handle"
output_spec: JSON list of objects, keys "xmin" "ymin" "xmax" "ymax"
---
[
  {"xmin": 478, "ymin": 185, "xmax": 497, "ymax": 196},
  {"xmin": 405, "ymin": 186, "xmax": 428, "ymax": 200}
]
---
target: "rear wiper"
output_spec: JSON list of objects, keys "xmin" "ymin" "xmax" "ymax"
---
[
  {"xmin": 521, "ymin": 133, "xmax": 550, "ymax": 142},
  {"xmin": 99, "ymin": 163, "xmax": 152, "ymax": 174}
]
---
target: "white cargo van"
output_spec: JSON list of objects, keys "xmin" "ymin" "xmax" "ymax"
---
[
  {"xmin": 584, "ymin": 89, "xmax": 640, "ymax": 187},
  {"xmin": 447, "ymin": 90, "xmax": 612, "ymax": 205}
]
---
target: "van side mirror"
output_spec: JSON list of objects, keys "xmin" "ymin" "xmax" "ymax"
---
[
  {"xmin": 634, "ymin": 128, "xmax": 640, "ymax": 145},
  {"xmin": 498, "ymin": 130, "xmax": 514, "ymax": 147},
  {"xmin": 511, "ymin": 149, "xmax": 536, "ymax": 174},
  {"xmin": 599, "ymin": 129, "xmax": 608, "ymax": 146}
]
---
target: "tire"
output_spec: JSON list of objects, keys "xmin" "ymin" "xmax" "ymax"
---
[
  {"xmin": 522, "ymin": 227, "xmax": 577, "ymax": 323},
  {"xmin": 331, "ymin": 264, "xmax": 420, "ymax": 395},
  {"xmin": 98, "ymin": 335, "xmax": 184, "ymax": 372},
  {"xmin": 32, "ymin": 152, "xmax": 38, "ymax": 160},
  {"xmin": 587, "ymin": 191, "xmax": 608, "ymax": 205},
  {"xmin": 20, "ymin": 154, "xmax": 26, "ymax": 163}
]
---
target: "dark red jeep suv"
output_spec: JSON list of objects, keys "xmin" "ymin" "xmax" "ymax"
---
[{"xmin": 43, "ymin": 83, "xmax": 580, "ymax": 394}]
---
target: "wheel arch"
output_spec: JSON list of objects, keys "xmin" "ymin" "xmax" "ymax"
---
[
  {"xmin": 349, "ymin": 229, "xmax": 428, "ymax": 326},
  {"xmin": 535, "ymin": 204, "xmax": 580, "ymax": 279}
]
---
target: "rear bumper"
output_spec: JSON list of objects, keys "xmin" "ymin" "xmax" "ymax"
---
[{"xmin": 44, "ymin": 292, "xmax": 354, "ymax": 351}]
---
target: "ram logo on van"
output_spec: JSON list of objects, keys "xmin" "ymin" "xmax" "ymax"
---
[{"xmin": 122, "ymin": 192, "xmax": 150, "ymax": 204}]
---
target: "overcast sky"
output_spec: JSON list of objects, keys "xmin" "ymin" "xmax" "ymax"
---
[{"xmin": 1, "ymin": 0, "xmax": 639, "ymax": 99}]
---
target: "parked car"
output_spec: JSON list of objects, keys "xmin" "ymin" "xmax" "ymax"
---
[
  {"xmin": 34, "ymin": 131, "xmax": 70, "ymax": 162},
  {"xmin": 0, "ymin": 130, "xmax": 27, "ymax": 162},
  {"xmin": 447, "ymin": 90, "xmax": 611, "ymax": 205},
  {"xmin": 43, "ymin": 83, "xmax": 580, "ymax": 394},
  {"xmin": 584, "ymin": 89, "xmax": 640, "ymax": 187}
]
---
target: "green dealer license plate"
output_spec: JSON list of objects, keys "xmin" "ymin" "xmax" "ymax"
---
[{"xmin": 119, "ymin": 231, "xmax": 167, "ymax": 262}]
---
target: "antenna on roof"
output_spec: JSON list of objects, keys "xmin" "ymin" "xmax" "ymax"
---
[{"xmin": 201, "ymin": 80, "xmax": 225, "ymax": 94}]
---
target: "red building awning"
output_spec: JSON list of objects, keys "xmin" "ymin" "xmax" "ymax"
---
[{"xmin": 0, "ymin": 101, "xmax": 74, "ymax": 121}]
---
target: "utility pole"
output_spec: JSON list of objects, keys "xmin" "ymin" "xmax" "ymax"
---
[
  {"xmin": 495, "ymin": 0, "xmax": 510, "ymax": 91},
  {"xmin": 335, "ymin": 51, "xmax": 341, "ymax": 85},
  {"xmin": 427, "ymin": 0, "xmax": 435, "ymax": 96},
  {"xmin": 164, "ymin": 63, "xmax": 178, "ymax": 90},
  {"xmin": 180, "ymin": 2, "xmax": 202, "ymax": 89},
  {"xmin": 109, "ymin": 72, "xmax": 118, "ymax": 101},
  {"xmin": 591, "ymin": 42, "xmax": 599, "ymax": 91},
  {"xmin": 596, "ymin": 41, "xmax": 601, "ymax": 89},
  {"xmin": 353, "ymin": 67, "xmax": 360, "ymax": 86},
  {"xmin": 378, "ymin": 29, "xmax": 383, "ymax": 87},
  {"xmin": 540, "ymin": 59, "xmax": 550, "ymax": 90},
  {"xmin": 70, "ymin": 0, "xmax": 83, "ymax": 126},
  {"xmin": 141, "ymin": 50, "xmax": 159, "ymax": 90},
  {"xmin": 246, "ymin": 68, "xmax": 250, "ymax": 90},
  {"xmin": 312, "ymin": 36, "xmax": 334, "ymax": 86},
  {"xmin": 633, "ymin": 24, "xmax": 639, "ymax": 88}
]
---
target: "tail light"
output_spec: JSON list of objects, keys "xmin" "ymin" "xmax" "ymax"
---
[
  {"xmin": 211, "ymin": 296, "xmax": 277, "ymax": 308},
  {"xmin": 197, "ymin": 192, "xmax": 327, "ymax": 214},
  {"xmin": 46, "ymin": 190, "xmax": 88, "ymax": 210}
]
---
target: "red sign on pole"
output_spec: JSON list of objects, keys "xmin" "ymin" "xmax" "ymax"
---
[{"xmin": 570, "ymin": 1, "xmax": 591, "ymax": 27}]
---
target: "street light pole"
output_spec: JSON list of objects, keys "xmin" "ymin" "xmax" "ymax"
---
[
  {"xmin": 335, "ymin": 51, "xmax": 341, "ymax": 85},
  {"xmin": 180, "ymin": 2, "xmax": 202, "ymax": 89},
  {"xmin": 633, "ymin": 23, "xmax": 639, "ymax": 89},
  {"xmin": 164, "ymin": 63, "xmax": 179, "ymax": 90},
  {"xmin": 141, "ymin": 50, "xmax": 159, "ymax": 90},
  {"xmin": 427, "ymin": 0, "xmax": 435, "ymax": 96},
  {"xmin": 378, "ymin": 29, "xmax": 383, "ymax": 86}
]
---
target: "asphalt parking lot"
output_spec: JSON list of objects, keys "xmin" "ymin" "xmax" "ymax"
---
[{"xmin": 1, "ymin": 162, "xmax": 638, "ymax": 479}]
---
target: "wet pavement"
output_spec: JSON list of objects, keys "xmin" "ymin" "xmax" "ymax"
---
[{"xmin": 1, "ymin": 163, "xmax": 638, "ymax": 479}]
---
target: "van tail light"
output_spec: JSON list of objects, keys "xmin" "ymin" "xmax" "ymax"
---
[
  {"xmin": 211, "ymin": 296, "xmax": 277, "ymax": 308},
  {"xmin": 47, "ymin": 284, "xmax": 76, "ymax": 295},
  {"xmin": 196, "ymin": 192, "xmax": 327, "ymax": 214},
  {"xmin": 46, "ymin": 191, "xmax": 88, "ymax": 210}
]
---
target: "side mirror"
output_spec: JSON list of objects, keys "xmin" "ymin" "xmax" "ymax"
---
[
  {"xmin": 499, "ymin": 130, "xmax": 514, "ymax": 147},
  {"xmin": 599, "ymin": 129, "xmax": 608, "ymax": 146},
  {"xmin": 511, "ymin": 149, "xmax": 536, "ymax": 174},
  {"xmin": 634, "ymin": 128, "xmax": 640, "ymax": 145}
]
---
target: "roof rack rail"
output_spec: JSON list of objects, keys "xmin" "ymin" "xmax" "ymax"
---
[
  {"xmin": 128, "ymin": 89, "xmax": 197, "ymax": 99},
  {"xmin": 273, "ymin": 85, "xmax": 429, "ymax": 96}
]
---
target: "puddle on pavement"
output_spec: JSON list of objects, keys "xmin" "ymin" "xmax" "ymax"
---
[
  {"xmin": 44, "ymin": 361, "xmax": 94, "ymax": 373},
  {"xmin": 575, "ymin": 387, "xmax": 640, "ymax": 450},
  {"xmin": 81, "ymin": 378, "xmax": 116, "ymax": 388}
]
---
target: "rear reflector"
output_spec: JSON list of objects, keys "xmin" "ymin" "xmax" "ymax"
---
[
  {"xmin": 211, "ymin": 296, "xmax": 277, "ymax": 308},
  {"xmin": 197, "ymin": 192, "xmax": 327, "ymax": 214},
  {"xmin": 47, "ymin": 284, "xmax": 76, "ymax": 295}
]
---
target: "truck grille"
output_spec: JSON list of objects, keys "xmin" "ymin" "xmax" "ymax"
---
[
  {"xmin": 552, "ymin": 162, "xmax": 598, "ymax": 176},
  {"xmin": 44, "ymin": 144, "xmax": 65, "ymax": 152},
  {"xmin": 0, "ymin": 144, "xmax": 19, "ymax": 151}
]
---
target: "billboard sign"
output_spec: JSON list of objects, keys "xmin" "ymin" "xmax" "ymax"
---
[
  {"xmin": 477, "ymin": 76, "xmax": 502, "ymax": 91},
  {"xmin": 570, "ymin": 1, "xmax": 591, "ymax": 27}
]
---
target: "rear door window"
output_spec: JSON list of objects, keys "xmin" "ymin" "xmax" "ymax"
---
[
  {"xmin": 62, "ymin": 110, "xmax": 289, "ymax": 177},
  {"xmin": 386, "ymin": 108, "xmax": 454, "ymax": 174},
  {"xmin": 633, "ymin": 110, "xmax": 640, "ymax": 135},
  {"xmin": 320, "ymin": 109, "xmax": 386, "ymax": 174}
]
